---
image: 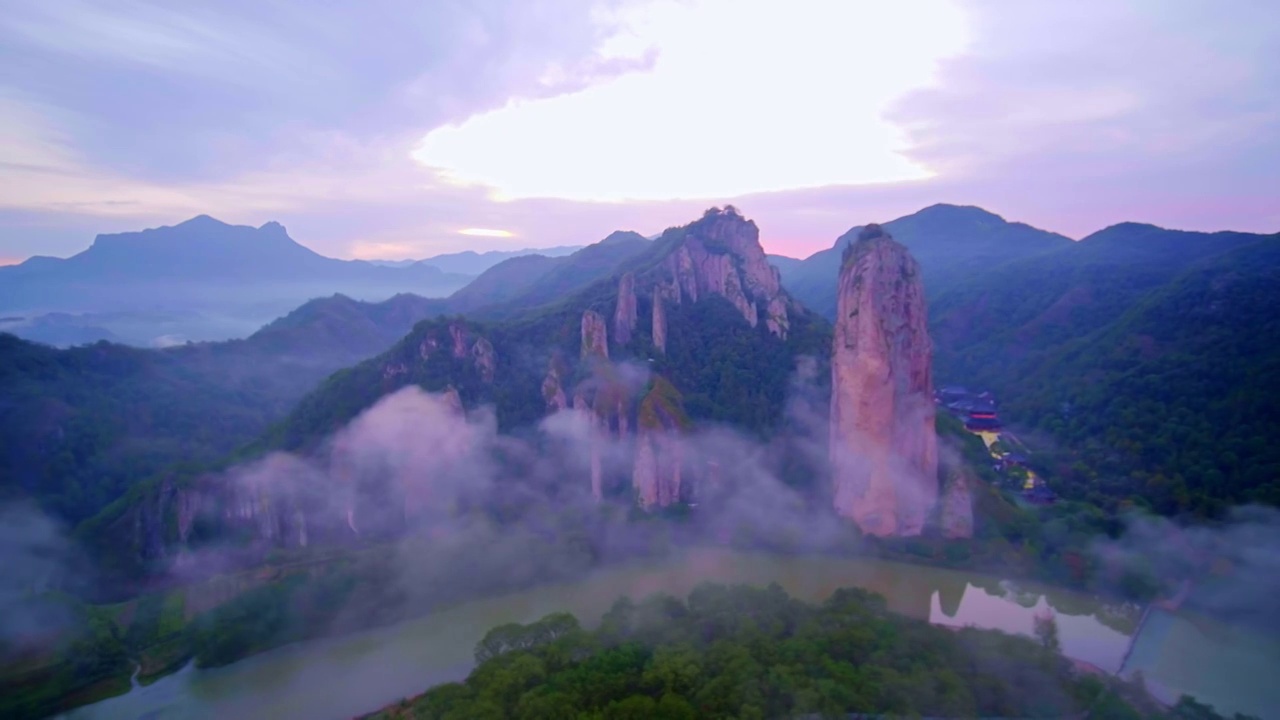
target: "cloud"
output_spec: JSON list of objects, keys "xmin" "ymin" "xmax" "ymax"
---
[
  {"xmin": 888, "ymin": 0, "xmax": 1280, "ymax": 231},
  {"xmin": 412, "ymin": 0, "xmax": 970, "ymax": 201},
  {"xmin": 0, "ymin": 501, "xmax": 82, "ymax": 650},
  {"xmin": 1092, "ymin": 506, "xmax": 1280, "ymax": 633},
  {"xmin": 1, "ymin": 0, "xmax": 1276, "ymax": 263},
  {"xmin": 0, "ymin": 0, "xmax": 649, "ymax": 191}
]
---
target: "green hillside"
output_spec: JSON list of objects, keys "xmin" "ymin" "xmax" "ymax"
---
[
  {"xmin": 367, "ymin": 584, "xmax": 1195, "ymax": 720},
  {"xmin": 988, "ymin": 237, "xmax": 1280, "ymax": 515}
]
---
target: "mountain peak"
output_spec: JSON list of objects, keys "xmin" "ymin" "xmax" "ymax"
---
[
  {"xmin": 858, "ymin": 223, "xmax": 889, "ymax": 242},
  {"xmin": 915, "ymin": 203, "xmax": 1005, "ymax": 222},
  {"xmin": 600, "ymin": 230, "xmax": 648, "ymax": 246},
  {"xmin": 174, "ymin": 214, "xmax": 230, "ymax": 229},
  {"xmin": 644, "ymin": 207, "xmax": 791, "ymax": 337}
]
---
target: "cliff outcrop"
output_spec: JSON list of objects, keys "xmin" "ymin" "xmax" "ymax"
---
[
  {"xmin": 542, "ymin": 355, "xmax": 569, "ymax": 412},
  {"xmin": 471, "ymin": 337, "xmax": 496, "ymax": 383},
  {"xmin": 939, "ymin": 469, "xmax": 974, "ymax": 539},
  {"xmin": 614, "ymin": 273, "xmax": 638, "ymax": 346},
  {"xmin": 581, "ymin": 310, "xmax": 609, "ymax": 359},
  {"xmin": 632, "ymin": 377, "xmax": 688, "ymax": 509},
  {"xmin": 649, "ymin": 207, "xmax": 790, "ymax": 339},
  {"xmin": 402, "ymin": 322, "xmax": 497, "ymax": 383},
  {"xmin": 829, "ymin": 224, "xmax": 938, "ymax": 536},
  {"xmin": 652, "ymin": 286, "xmax": 667, "ymax": 353}
]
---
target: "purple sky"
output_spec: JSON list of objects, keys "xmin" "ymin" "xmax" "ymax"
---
[{"xmin": 1, "ymin": 0, "xmax": 1276, "ymax": 265}]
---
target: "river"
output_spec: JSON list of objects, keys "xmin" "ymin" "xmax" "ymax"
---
[{"xmin": 61, "ymin": 548, "xmax": 1278, "ymax": 719}]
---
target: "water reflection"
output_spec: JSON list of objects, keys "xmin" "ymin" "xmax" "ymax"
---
[
  {"xmin": 1124, "ymin": 608, "xmax": 1280, "ymax": 719},
  {"xmin": 928, "ymin": 582, "xmax": 1132, "ymax": 672}
]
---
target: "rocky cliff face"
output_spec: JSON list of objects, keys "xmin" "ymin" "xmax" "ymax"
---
[
  {"xmin": 632, "ymin": 378, "xmax": 688, "ymax": 509},
  {"xmin": 829, "ymin": 224, "xmax": 938, "ymax": 536},
  {"xmin": 542, "ymin": 355, "xmax": 569, "ymax": 412},
  {"xmin": 939, "ymin": 469, "xmax": 974, "ymax": 539},
  {"xmin": 581, "ymin": 310, "xmax": 609, "ymax": 359},
  {"xmin": 614, "ymin": 273, "xmax": 638, "ymax": 346},
  {"xmin": 652, "ymin": 286, "xmax": 667, "ymax": 353},
  {"xmin": 450, "ymin": 323, "xmax": 469, "ymax": 358},
  {"xmin": 650, "ymin": 207, "xmax": 791, "ymax": 339},
  {"xmin": 471, "ymin": 337, "xmax": 496, "ymax": 383},
  {"xmin": 442, "ymin": 385, "xmax": 464, "ymax": 415},
  {"xmin": 577, "ymin": 310, "xmax": 613, "ymax": 501},
  {"xmin": 405, "ymin": 322, "xmax": 497, "ymax": 383},
  {"xmin": 119, "ymin": 465, "xmax": 317, "ymax": 572}
]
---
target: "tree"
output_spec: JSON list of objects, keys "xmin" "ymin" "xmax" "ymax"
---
[{"xmin": 1033, "ymin": 610, "xmax": 1061, "ymax": 654}]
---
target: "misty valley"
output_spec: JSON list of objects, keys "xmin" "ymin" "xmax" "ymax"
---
[{"xmin": 3, "ymin": 207, "xmax": 1278, "ymax": 720}]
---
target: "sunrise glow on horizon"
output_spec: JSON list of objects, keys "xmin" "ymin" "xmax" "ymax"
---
[
  {"xmin": 412, "ymin": 0, "xmax": 970, "ymax": 203},
  {"xmin": 458, "ymin": 228, "xmax": 517, "ymax": 238}
]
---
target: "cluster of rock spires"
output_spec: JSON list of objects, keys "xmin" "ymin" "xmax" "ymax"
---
[
  {"xmin": 571, "ymin": 308, "xmax": 686, "ymax": 506},
  {"xmin": 574, "ymin": 207, "xmax": 797, "ymax": 507},
  {"xmin": 828, "ymin": 224, "xmax": 971, "ymax": 537},
  {"xmin": 383, "ymin": 321, "xmax": 498, "ymax": 382},
  {"xmin": 124, "ymin": 209, "xmax": 975, "ymax": 565}
]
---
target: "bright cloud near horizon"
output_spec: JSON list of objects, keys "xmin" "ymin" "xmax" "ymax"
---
[
  {"xmin": 0, "ymin": 0, "xmax": 1276, "ymax": 262},
  {"xmin": 413, "ymin": 1, "xmax": 967, "ymax": 201}
]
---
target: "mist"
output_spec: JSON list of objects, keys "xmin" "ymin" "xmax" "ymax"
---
[
  {"xmin": 0, "ymin": 502, "xmax": 81, "ymax": 653},
  {"xmin": 1092, "ymin": 505, "xmax": 1280, "ymax": 632},
  {"xmin": 10, "ymin": 369, "xmax": 1277, "ymax": 720}
]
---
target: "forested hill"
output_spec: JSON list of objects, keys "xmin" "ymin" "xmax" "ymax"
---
[
  {"xmin": 778, "ymin": 204, "xmax": 1072, "ymax": 319},
  {"xmin": 366, "ymin": 583, "xmax": 1212, "ymax": 720},
  {"xmin": 0, "ymin": 293, "xmax": 448, "ymax": 526},
  {"xmin": 931, "ymin": 227, "xmax": 1280, "ymax": 516}
]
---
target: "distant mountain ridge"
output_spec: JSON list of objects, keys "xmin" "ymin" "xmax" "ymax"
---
[
  {"xmin": 778, "ymin": 204, "xmax": 1073, "ymax": 318},
  {"xmin": 447, "ymin": 231, "xmax": 652, "ymax": 318},
  {"xmin": 0, "ymin": 216, "xmax": 474, "ymax": 345},
  {"xmin": 408, "ymin": 245, "xmax": 582, "ymax": 274}
]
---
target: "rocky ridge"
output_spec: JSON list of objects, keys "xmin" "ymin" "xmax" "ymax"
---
[{"xmin": 646, "ymin": 206, "xmax": 791, "ymax": 339}]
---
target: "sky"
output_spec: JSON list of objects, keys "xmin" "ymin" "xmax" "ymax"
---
[{"xmin": 0, "ymin": 0, "xmax": 1276, "ymax": 263}]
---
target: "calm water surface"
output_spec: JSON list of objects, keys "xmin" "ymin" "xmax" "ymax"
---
[{"xmin": 62, "ymin": 548, "xmax": 1275, "ymax": 720}]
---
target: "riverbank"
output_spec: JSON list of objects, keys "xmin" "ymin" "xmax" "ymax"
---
[
  {"xmin": 16, "ymin": 500, "xmax": 1140, "ymax": 720},
  {"xmin": 60, "ymin": 548, "xmax": 1164, "ymax": 720},
  {"xmin": 355, "ymin": 581, "xmax": 1163, "ymax": 720}
]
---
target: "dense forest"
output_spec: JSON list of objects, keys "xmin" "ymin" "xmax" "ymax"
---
[
  {"xmin": 0, "ymin": 294, "xmax": 444, "ymax": 526},
  {"xmin": 366, "ymin": 583, "xmax": 1245, "ymax": 720},
  {"xmin": 929, "ymin": 232, "xmax": 1280, "ymax": 517}
]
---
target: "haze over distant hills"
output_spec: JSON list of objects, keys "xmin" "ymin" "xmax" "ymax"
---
[
  {"xmin": 0, "ymin": 216, "xmax": 474, "ymax": 346},
  {"xmin": 369, "ymin": 245, "xmax": 583, "ymax": 274}
]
